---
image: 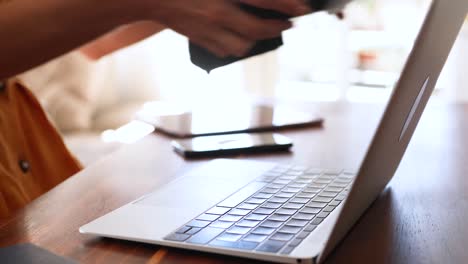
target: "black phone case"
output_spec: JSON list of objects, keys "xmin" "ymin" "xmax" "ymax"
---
[
  {"xmin": 172, "ymin": 137, "xmax": 293, "ymax": 159},
  {"xmin": 175, "ymin": 143, "xmax": 293, "ymax": 158}
]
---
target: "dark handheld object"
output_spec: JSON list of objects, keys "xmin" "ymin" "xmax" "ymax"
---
[
  {"xmin": 172, "ymin": 133, "xmax": 293, "ymax": 159},
  {"xmin": 189, "ymin": 0, "xmax": 329, "ymax": 72}
]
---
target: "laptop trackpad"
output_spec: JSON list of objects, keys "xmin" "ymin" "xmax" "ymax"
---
[{"xmin": 135, "ymin": 159, "xmax": 275, "ymax": 214}]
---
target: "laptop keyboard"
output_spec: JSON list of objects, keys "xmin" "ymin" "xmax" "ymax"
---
[{"xmin": 164, "ymin": 165, "xmax": 354, "ymax": 255}]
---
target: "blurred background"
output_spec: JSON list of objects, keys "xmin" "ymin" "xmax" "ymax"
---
[{"xmin": 19, "ymin": 0, "xmax": 468, "ymax": 166}]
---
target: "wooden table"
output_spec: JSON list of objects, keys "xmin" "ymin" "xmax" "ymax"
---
[{"xmin": 2, "ymin": 101, "xmax": 468, "ymax": 264}]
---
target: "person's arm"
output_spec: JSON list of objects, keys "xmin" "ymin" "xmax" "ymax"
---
[
  {"xmin": 0, "ymin": 0, "xmax": 143, "ymax": 79},
  {"xmin": 0, "ymin": 0, "xmax": 312, "ymax": 80},
  {"xmin": 80, "ymin": 21, "xmax": 166, "ymax": 61}
]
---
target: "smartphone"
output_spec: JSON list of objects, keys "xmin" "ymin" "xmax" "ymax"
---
[{"xmin": 172, "ymin": 133, "xmax": 293, "ymax": 158}]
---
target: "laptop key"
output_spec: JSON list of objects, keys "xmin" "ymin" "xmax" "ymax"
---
[
  {"xmin": 312, "ymin": 196, "xmax": 333, "ymax": 203},
  {"xmin": 286, "ymin": 219, "xmax": 308, "ymax": 227},
  {"xmin": 300, "ymin": 207, "xmax": 321, "ymax": 214},
  {"xmin": 236, "ymin": 220, "xmax": 261, "ymax": 228},
  {"xmin": 257, "ymin": 240, "xmax": 286, "ymax": 253},
  {"xmin": 245, "ymin": 198, "xmax": 267, "ymax": 204},
  {"xmin": 278, "ymin": 226, "xmax": 302, "ymax": 234},
  {"xmin": 262, "ymin": 187, "xmax": 281, "ymax": 194},
  {"xmin": 268, "ymin": 197, "xmax": 289, "ymax": 203},
  {"xmin": 262, "ymin": 202, "xmax": 282, "ymax": 209},
  {"xmin": 311, "ymin": 217, "xmax": 324, "ymax": 225},
  {"xmin": 261, "ymin": 220, "xmax": 283, "ymax": 228},
  {"xmin": 165, "ymin": 233, "xmax": 191, "ymax": 242},
  {"xmin": 319, "ymin": 191, "xmax": 338, "ymax": 198},
  {"xmin": 245, "ymin": 213, "xmax": 268, "ymax": 221},
  {"xmin": 294, "ymin": 213, "xmax": 315, "ymax": 221},
  {"xmin": 315, "ymin": 180, "xmax": 332, "ymax": 185},
  {"xmin": 275, "ymin": 192, "xmax": 295, "ymax": 198},
  {"xmin": 217, "ymin": 233, "xmax": 242, "ymax": 242},
  {"xmin": 269, "ymin": 214, "xmax": 291, "ymax": 222},
  {"xmin": 329, "ymin": 200, "xmax": 341, "ymax": 206},
  {"xmin": 226, "ymin": 226, "xmax": 251, "ymax": 235},
  {"xmin": 280, "ymin": 175, "xmax": 298, "ymax": 180},
  {"xmin": 237, "ymin": 203, "xmax": 259, "ymax": 210},
  {"xmin": 302, "ymin": 187, "xmax": 321, "ymax": 193},
  {"xmin": 186, "ymin": 227, "xmax": 202, "ymax": 235},
  {"xmin": 309, "ymin": 183, "xmax": 327, "ymax": 188},
  {"xmin": 254, "ymin": 192, "xmax": 273, "ymax": 199},
  {"xmin": 317, "ymin": 212, "xmax": 330, "ymax": 218},
  {"xmin": 290, "ymin": 198, "xmax": 310, "ymax": 204},
  {"xmin": 288, "ymin": 183, "xmax": 307, "ymax": 188},
  {"xmin": 276, "ymin": 209, "xmax": 297, "ymax": 215},
  {"xmin": 323, "ymin": 205, "xmax": 336, "ymax": 212},
  {"xmin": 210, "ymin": 240, "xmax": 259, "ymax": 250},
  {"xmin": 329, "ymin": 182, "xmax": 348, "ymax": 188},
  {"xmin": 228, "ymin": 209, "xmax": 251, "ymax": 216},
  {"xmin": 186, "ymin": 227, "xmax": 225, "ymax": 245},
  {"xmin": 304, "ymin": 224, "xmax": 317, "ymax": 232},
  {"xmin": 218, "ymin": 182, "xmax": 267, "ymax": 208},
  {"xmin": 318, "ymin": 175, "xmax": 335, "ymax": 180},
  {"xmin": 307, "ymin": 201, "xmax": 327, "ymax": 208},
  {"xmin": 175, "ymin": 226, "xmax": 191, "ymax": 234},
  {"xmin": 243, "ymin": 234, "xmax": 268, "ymax": 243},
  {"xmin": 282, "ymin": 203, "xmax": 303, "ymax": 210},
  {"xmin": 272, "ymin": 179, "xmax": 290, "ymax": 185},
  {"xmin": 296, "ymin": 192, "xmax": 316, "ymax": 199},
  {"xmin": 268, "ymin": 183, "xmax": 286, "ymax": 189},
  {"xmin": 219, "ymin": 214, "xmax": 243, "ymax": 222},
  {"xmin": 209, "ymin": 221, "xmax": 234, "ymax": 229},
  {"xmin": 295, "ymin": 178, "xmax": 313, "ymax": 184},
  {"xmin": 254, "ymin": 208, "xmax": 275, "ymax": 215},
  {"xmin": 256, "ymin": 176, "xmax": 277, "ymax": 183},
  {"xmin": 335, "ymin": 194, "xmax": 347, "ymax": 201},
  {"xmin": 336, "ymin": 176, "xmax": 353, "ymax": 183},
  {"xmin": 325, "ymin": 187, "xmax": 344, "ymax": 193},
  {"xmin": 297, "ymin": 231, "xmax": 311, "ymax": 239},
  {"xmin": 271, "ymin": 232, "xmax": 295, "ymax": 242},
  {"xmin": 196, "ymin": 214, "xmax": 220, "ymax": 222},
  {"xmin": 283, "ymin": 187, "xmax": 302, "ymax": 193},
  {"xmin": 187, "ymin": 220, "xmax": 211, "ymax": 228},
  {"xmin": 206, "ymin": 207, "xmax": 231, "ymax": 215},
  {"xmin": 252, "ymin": 226, "xmax": 275, "ymax": 235},
  {"xmin": 289, "ymin": 238, "xmax": 303, "ymax": 247}
]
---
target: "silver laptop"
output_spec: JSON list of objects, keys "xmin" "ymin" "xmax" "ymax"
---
[{"xmin": 80, "ymin": 1, "xmax": 468, "ymax": 263}]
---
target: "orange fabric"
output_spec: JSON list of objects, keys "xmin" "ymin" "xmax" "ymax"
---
[{"xmin": 0, "ymin": 79, "xmax": 81, "ymax": 219}]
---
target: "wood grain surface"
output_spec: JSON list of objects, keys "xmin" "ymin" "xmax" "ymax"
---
[{"xmin": 1, "ymin": 101, "xmax": 468, "ymax": 264}]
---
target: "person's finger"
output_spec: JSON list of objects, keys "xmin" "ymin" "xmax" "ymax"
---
[
  {"xmin": 216, "ymin": 5, "xmax": 292, "ymax": 40},
  {"xmin": 188, "ymin": 23, "xmax": 255, "ymax": 57},
  {"xmin": 204, "ymin": 28, "xmax": 255, "ymax": 57},
  {"xmin": 190, "ymin": 34, "xmax": 230, "ymax": 58},
  {"xmin": 239, "ymin": 0, "xmax": 312, "ymax": 17}
]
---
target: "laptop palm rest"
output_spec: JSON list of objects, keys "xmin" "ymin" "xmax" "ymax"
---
[{"xmin": 80, "ymin": 160, "xmax": 275, "ymax": 241}]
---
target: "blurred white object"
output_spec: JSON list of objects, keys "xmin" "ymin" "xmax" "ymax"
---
[
  {"xmin": 19, "ymin": 52, "xmax": 102, "ymax": 132},
  {"xmin": 101, "ymin": 120, "xmax": 154, "ymax": 144}
]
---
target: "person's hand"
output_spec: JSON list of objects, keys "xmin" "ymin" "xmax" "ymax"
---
[
  {"xmin": 80, "ymin": 21, "xmax": 165, "ymax": 60},
  {"xmin": 145, "ymin": 0, "xmax": 312, "ymax": 58}
]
